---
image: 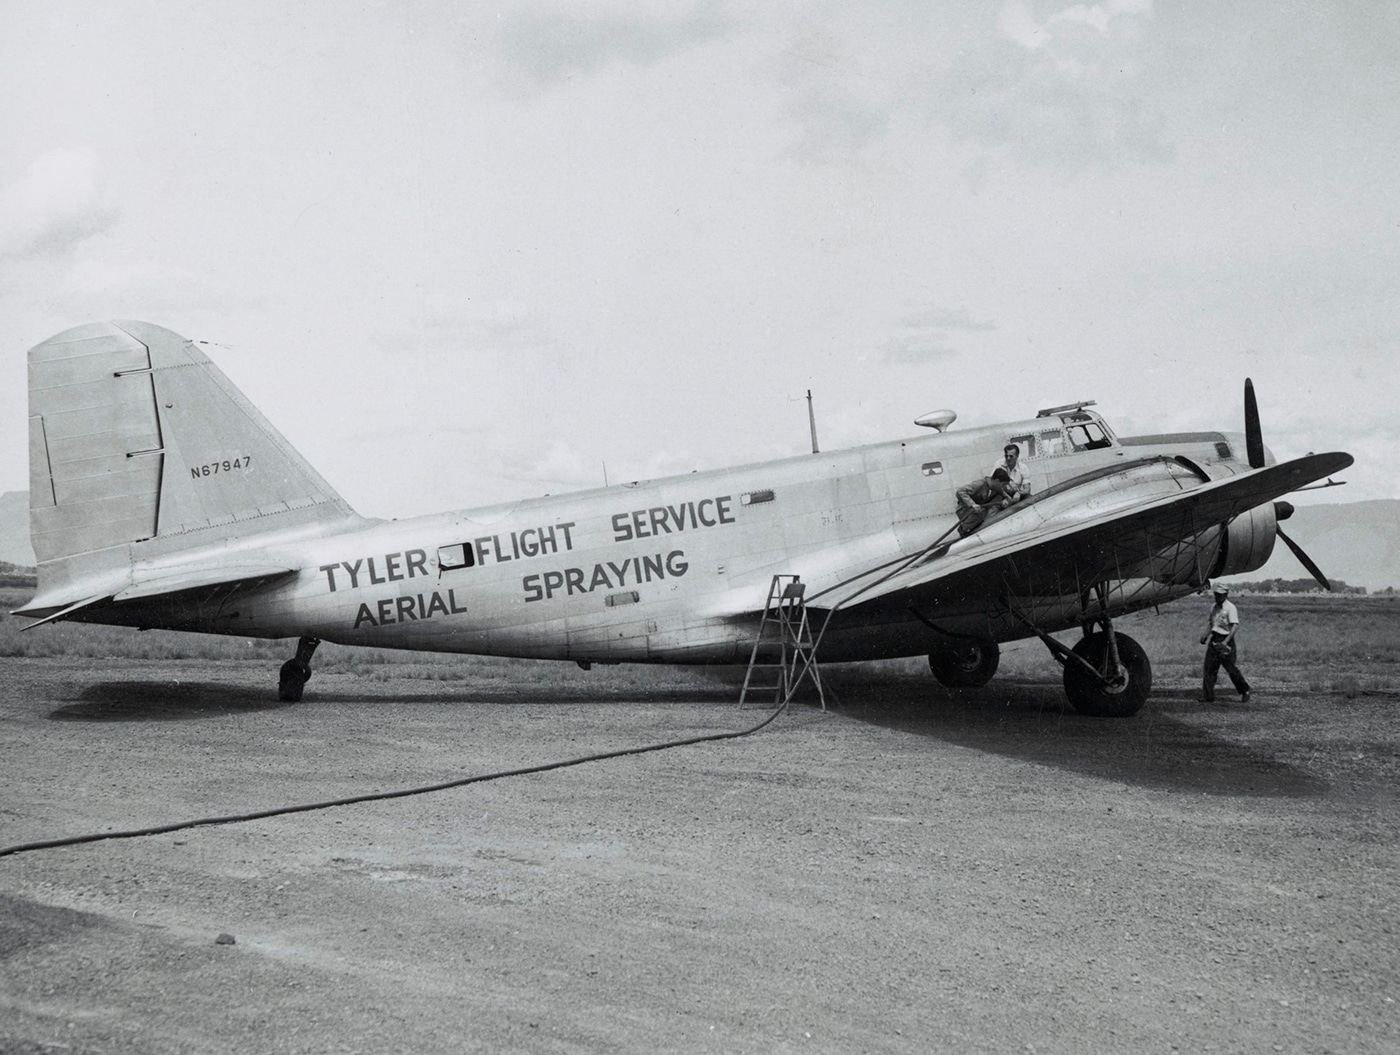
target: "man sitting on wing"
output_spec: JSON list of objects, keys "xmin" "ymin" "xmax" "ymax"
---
[
  {"xmin": 955, "ymin": 468, "xmax": 1015, "ymax": 537},
  {"xmin": 993, "ymin": 443, "xmax": 1030, "ymax": 502}
]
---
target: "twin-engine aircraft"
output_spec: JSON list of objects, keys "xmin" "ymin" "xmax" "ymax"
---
[{"xmin": 16, "ymin": 321, "xmax": 1351, "ymax": 716}]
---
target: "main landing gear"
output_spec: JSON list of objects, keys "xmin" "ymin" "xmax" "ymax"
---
[
  {"xmin": 928, "ymin": 640, "xmax": 1001, "ymax": 688},
  {"xmin": 1061, "ymin": 628, "xmax": 1151, "ymax": 717},
  {"xmin": 1009, "ymin": 590, "xmax": 1153, "ymax": 717},
  {"xmin": 278, "ymin": 636, "xmax": 320, "ymax": 702}
]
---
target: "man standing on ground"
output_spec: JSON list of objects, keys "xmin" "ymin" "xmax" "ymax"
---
[{"xmin": 1200, "ymin": 582, "xmax": 1251, "ymax": 703}]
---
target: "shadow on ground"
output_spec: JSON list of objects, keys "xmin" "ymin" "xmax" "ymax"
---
[
  {"xmin": 49, "ymin": 679, "xmax": 738, "ymax": 722},
  {"xmin": 817, "ymin": 671, "xmax": 1326, "ymax": 799},
  {"xmin": 47, "ymin": 671, "xmax": 1326, "ymax": 799},
  {"xmin": 50, "ymin": 681, "xmax": 297, "ymax": 722}
]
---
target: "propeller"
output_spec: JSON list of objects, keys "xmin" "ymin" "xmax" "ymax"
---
[
  {"xmin": 1244, "ymin": 378, "xmax": 1265, "ymax": 469},
  {"xmin": 1272, "ymin": 500, "xmax": 1334, "ymax": 591},
  {"xmin": 1248, "ymin": 380, "xmax": 1333, "ymax": 590}
]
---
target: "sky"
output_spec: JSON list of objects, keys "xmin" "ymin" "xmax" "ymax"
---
[{"xmin": 2, "ymin": 0, "xmax": 1396, "ymax": 521}]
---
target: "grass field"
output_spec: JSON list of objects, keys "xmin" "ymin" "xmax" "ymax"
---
[{"xmin": 4, "ymin": 587, "xmax": 1397, "ymax": 701}]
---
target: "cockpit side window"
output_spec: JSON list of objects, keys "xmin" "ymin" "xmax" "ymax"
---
[{"xmin": 1067, "ymin": 421, "xmax": 1113, "ymax": 451}]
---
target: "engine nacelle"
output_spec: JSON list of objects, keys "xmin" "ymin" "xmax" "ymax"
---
[{"xmin": 1209, "ymin": 501, "xmax": 1278, "ymax": 578}]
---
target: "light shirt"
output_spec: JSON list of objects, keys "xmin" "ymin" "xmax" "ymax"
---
[
  {"xmin": 992, "ymin": 456, "xmax": 1028, "ymax": 496},
  {"xmin": 1207, "ymin": 599, "xmax": 1239, "ymax": 638}
]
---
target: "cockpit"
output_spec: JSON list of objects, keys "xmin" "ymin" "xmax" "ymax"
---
[{"xmin": 1006, "ymin": 401, "xmax": 1117, "ymax": 461}]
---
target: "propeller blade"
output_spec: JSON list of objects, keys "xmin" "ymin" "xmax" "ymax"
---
[
  {"xmin": 1276, "ymin": 524, "xmax": 1332, "ymax": 591},
  {"xmin": 1245, "ymin": 378, "xmax": 1265, "ymax": 468}
]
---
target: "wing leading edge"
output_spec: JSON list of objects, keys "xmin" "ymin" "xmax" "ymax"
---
[{"xmin": 811, "ymin": 451, "xmax": 1353, "ymax": 615}]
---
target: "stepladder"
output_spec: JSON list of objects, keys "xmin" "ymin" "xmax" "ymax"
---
[{"xmin": 738, "ymin": 574, "xmax": 826, "ymax": 710}]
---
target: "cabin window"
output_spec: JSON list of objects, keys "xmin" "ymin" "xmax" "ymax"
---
[
  {"xmin": 1067, "ymin": 422, "xmax": 1113, "ymax": 451},
  {"xmin": 1007, "ymin": 434, "xmax": 1035, "ymax": 459},
  {"xmin": 1036, "ymin": 429, "xmax": 1069, "ymax": 458},
  {"xmin": 437, "ymin": 542, "xmax": 476, "ymax": 571},
  {"xmin": 742, "ymin": 489, "xmax": 775, "ymax": 505},
  {"xmin": 921, "ymin": 461, "xmax": 944, "ymax": 476}
]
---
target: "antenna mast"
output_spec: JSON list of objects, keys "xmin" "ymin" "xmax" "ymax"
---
[{"xmin": 807, "ymin": 390, "xmax": 819, "ymax": 454}]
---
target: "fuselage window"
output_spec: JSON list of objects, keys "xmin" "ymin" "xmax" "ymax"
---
[
  {"xmin": 1067, "ymin": 422, "xmax": 1113, "ymax": 451},
  {"xmin": 437, "ymin": 542, "xmax": 476, "ymax": 571},
  {"xmin": 1037, "ymin": 430, "xmax": 1068, "ymax": 458},
  {"xmin": 1008, "ymin": 434, "xmax": 1035, "ymax": 459}
]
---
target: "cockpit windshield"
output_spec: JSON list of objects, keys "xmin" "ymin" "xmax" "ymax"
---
[
  {"xmin": 1013, "ymin": 407, "xmax": 1117, "ymax": 459},
  {"xmin": 1066, "ymin": 420, "xmax": 1114, "ymax": 451}
]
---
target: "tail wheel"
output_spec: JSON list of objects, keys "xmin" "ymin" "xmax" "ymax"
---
[
  {"xmin": 278, "ymin": 659, "xmax": 311, "ymax": 703},
  {"xmin": 928, "ymin": 640, "xmax": 1000, "ymax": 688},
  {"xmin": 1064, "ymin": 631, "xmax": 1151, "ymax": 717}
]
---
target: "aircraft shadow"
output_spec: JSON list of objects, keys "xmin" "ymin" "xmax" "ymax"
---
[
  {"xmin": 816, "ymin": 672, "xmax": 1325, "ymax": 799},
  {"xmin": 50, "ymin": 681, "xmax": 299, "ymax": 722},
  {"xmin": 49, "ymin": 675, "xmax": 1320, "ymax": 799},
  {"xmin": 49, "ymin": 679, "xmax": 738, "ymax": 722}
]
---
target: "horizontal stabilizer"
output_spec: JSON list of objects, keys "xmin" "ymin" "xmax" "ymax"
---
[
  {"xmin": 14, "ymin": 593, "xmax": 112, "ymax": 630},
  {"xmin": 114, "ymin": 563, "xmax": 297, "ymax": 603},
  {"xmin": 15, "ymin": 562, "xmax": 298, "ymax": 626}
]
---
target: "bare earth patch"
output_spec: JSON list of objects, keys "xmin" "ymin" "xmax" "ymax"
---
[{"xmin": 1, "ymin": 596, "xmax": 1398, "ymax": 1053}]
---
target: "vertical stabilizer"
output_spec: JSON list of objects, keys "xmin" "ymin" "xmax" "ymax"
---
[{"xmin": 27, "ymin": 321, "xmax": 358, "ymax": 601}]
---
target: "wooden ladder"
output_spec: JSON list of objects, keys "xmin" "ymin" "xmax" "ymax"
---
[{"xmin": 738, "ymin": 575, "xmax": 827, "ymax": 710}]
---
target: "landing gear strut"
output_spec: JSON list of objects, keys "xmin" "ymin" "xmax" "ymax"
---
[{"xmin": 278, "ymin": 636, "xmax": 320, "ymax": 702}]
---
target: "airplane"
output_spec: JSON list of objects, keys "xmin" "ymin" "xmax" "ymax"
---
[{"xmin": 14, "ymin": 320, "xmax": 1352, "ymax": 717}]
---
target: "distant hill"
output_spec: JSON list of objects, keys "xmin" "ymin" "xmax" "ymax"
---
[
  {"xmin": 1, "ymin": 490, "xmax": 1395, "ymax": 589},
  {"xmin": 1251, "ymin": 500, "xmax": 1400, "ymax": 592}
]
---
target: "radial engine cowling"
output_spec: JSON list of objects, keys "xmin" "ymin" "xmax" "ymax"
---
[{"xmin": 1209, "ymin": 501, "xmax": 1278, "ymax": 579}]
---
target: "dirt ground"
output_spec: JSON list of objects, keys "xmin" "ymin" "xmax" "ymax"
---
[{"xmin": 1, "ymin": 653, "xmax": 1397, "ymax": 1055}]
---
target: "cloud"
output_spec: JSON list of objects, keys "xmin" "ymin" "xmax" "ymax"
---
[
  {"xmin": 941, "ymin": 1, "xmax": 1166, "ymax": 167},
  {"xmin": 900, "ymin": 306, "xmax": 997, "ymax": 332},
  {"xmin": 879, "ymin": 304, "xmax": 993, "ymax": 364},
  {"xmin": 881, "ymin": 337, "xmax": 959, "ymax": 365},
  {"xmin": 495, "ymin": 1, "xmax": 733, "ymax": 89},
  {"xmin": 772, "ymin": 1, "xmax": 1165, "ymax": 172},
  {"xmin": 377, "ymin": 300, "xmax": 557, "ymax": 359},
  {"xmin": 1000, "ymin": 1, "xmax": 1153, "ymax": 47},
  {"xmin": 0, "ymin": 149, "xmax": 119, "ymax": 259}
]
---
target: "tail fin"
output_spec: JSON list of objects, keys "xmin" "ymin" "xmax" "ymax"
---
[{"xmin": 25, "ymin": 321, "xmax": 358, "ymax": 607}]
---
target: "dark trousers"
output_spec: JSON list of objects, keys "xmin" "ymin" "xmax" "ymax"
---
[
  {"xmin": 956, "ymin": 505, "xmax": 988, "ymax": 537},
  {"xmin": 1202, "ymin": 638, "xmax": 1250, "ymax": 700}
]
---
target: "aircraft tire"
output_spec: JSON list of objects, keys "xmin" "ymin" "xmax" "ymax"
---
[
  {"xmin": 928, "ymin": 640, "xmax": 1000, "ymax": 688},
  {"xmin": 278, "ymin": 659, "xmax": 311, "ymax": 703},
  {"xmin": 1064, "ymin": 632, "xmax": 1151, "ymax": 717}
]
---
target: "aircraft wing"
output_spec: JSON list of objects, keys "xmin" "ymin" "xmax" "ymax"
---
[{"xmin": 808, "ymin": 451, "xmax": 1354, "ymax": 614}]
